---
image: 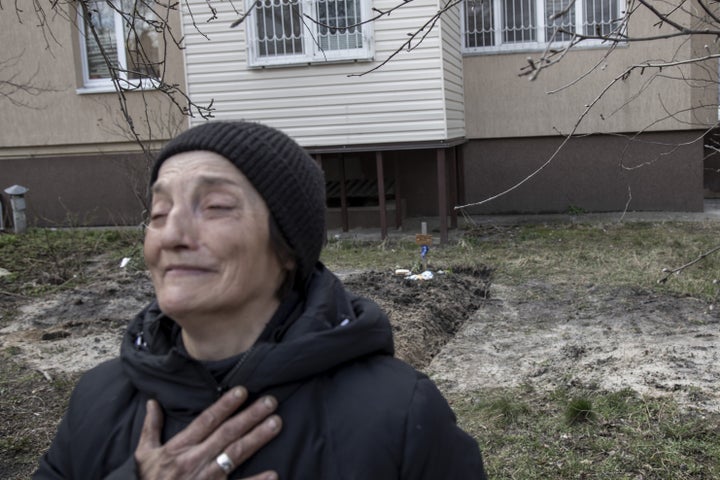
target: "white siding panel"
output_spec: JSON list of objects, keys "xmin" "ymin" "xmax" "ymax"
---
[
  {"xmin": 241, "ymin": 111, "xmax": 448, "ymax": 127},
  {"xmin": 187, "ymin": 72, "xmax": 442, "ymax": 92},
  {"xmin": 187, "ymin": 52, "xmax": 244, "ymax": 64},
  {"xmin": 209, "ymin": 92, "xmax": 443, "ymax": 108},
  {"xmin": 220, "ymin": 96, "xmax": 442, "ymax": 111},
  {"xmin": 439, "ymin": 2, "xmax": 465, "ymax": 138},
  {"xmin": 181, "ymin": 0, "xmax": 466, "ymax": 146},
  {"xmin": 184, "ymin": 29, "xmax": 243, "ymax": 44}
]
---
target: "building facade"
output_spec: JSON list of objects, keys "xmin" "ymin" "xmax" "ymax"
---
[
  {"xmin": 0, "ymin": 2, "xmax": 186, "ymax": 227},
  {"xmin": 459, "ymin": 0, "xmax": 715, "ymax": 214},
  {"xmin": 1, "ymin": 0, "xmax": 716, "ymax": 231}
]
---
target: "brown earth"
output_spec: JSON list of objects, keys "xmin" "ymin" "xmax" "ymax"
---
[
  {"xmin": 1, "ymin": 255, "xmax": 719, "ymax": 477},
  {"xmin": 427, "ymin": 281, "xmax": 720, "ymax": 413},
  {"xmin": 0, "ymin": 265, "xmax": 490, "ymax": 375}
]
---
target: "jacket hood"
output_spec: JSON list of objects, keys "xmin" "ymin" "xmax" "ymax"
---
[{"xmin": 120, "ymin": 264, "xmax": 394, "ymax": 416}]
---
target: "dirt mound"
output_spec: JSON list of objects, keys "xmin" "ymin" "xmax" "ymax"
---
[
  {"xmin": 0, "ymin": 266, "xmax": 491, "ymax": 374},
  {"xmin": 0, "ymin": 270, "xmax": 154, "ymax": 373},
  {"xmin": 4, "ymin": 251, "xmax": 720, "ymax": 479},
  {"xmin": 8, "ymin": 265, "xmax": 717, "ymax": 414},
  {"xmin": 428, "ymin": 281, "xmax": 720, "ymax": 412},
  {"xmin": 342, "ymin": 267, "xmax": 492, "ymax": 368},
  {"xmin": 4, "ymin": 264, "xmax": 718, "ymax": 414}
]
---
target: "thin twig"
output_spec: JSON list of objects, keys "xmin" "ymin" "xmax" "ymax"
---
[
  {"xmin": 658, "ymin": 245, "xmax": 720, "ymax": 284},
  {"xmin": 0, "ymin": 289, "xmax": 29, "ymax": 299}
]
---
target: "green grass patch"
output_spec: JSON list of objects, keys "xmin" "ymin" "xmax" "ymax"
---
[
  {"xmin": 0, "ymin": 228, "xmax": 143, "ymax": 297},
  {"xmin": 2, "ymin": 221, "xmax": 720, "ymax": 478},
  {"xmin": 450, "ymin": 387, "xmax": 720, "ymax": 479},
  {"xmin": 0, "ymin": 352, "xmax": 80, "ymax": 478},
  {"xmin": 322, "ymin": 221, "xmax": 720, "ymax": 302},
  {"xmin": 565, "ymin": 397, "xmax": 596, "ymax": 425}
]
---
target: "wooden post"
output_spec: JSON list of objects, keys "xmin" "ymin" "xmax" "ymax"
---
[
  {"xmin": 376, "ymin": 151, "xmax": 387, "ymax": 240},
  {"xmin": 315, "ymin": 154, "xmax": 327, "ymax": 243},
  {"xmin": 457, "ymin": 146, "xmax": 466, "ymax": 206},
  {"xmin": 394, "ymin": 156, "xmax": 402, "ymax": 230},
  {"xmin": 437, "ymin": 149, "xmax": 448, "ymax": 244},
  {"xmin": 449, "ymin": 146, "xmax": 458, "ymax": 229},
  {"xmin": 339, "ymin": 153, "xmax": 349, "ymax": 232}
]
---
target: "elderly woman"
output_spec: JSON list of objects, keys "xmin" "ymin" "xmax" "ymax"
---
[{"xmin": 35, "ymin": 122, "xmax": 487, "ymax": 479}]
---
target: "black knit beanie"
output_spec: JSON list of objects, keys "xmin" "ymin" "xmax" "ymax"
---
[{"xmin": 150, "ymin": 121, "xmax": 326, "ymax": 286}]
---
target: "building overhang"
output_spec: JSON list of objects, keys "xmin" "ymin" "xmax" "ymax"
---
[{"xmin": 305, "ymin": 137, "xmax": 467, "ymax": 155}]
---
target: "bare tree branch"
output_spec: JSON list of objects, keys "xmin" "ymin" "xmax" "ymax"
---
[
  {"xmin": 349, "ymin": 0, "xmax": 464, "ymax": 77},
  {"xmin": 0, "ymin": 53, "xmax": 59, "ymax": 108}
]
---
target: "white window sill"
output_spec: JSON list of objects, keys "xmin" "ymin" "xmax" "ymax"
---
[
  {"xmin": 462, "ymin": 39, "xmax": 627, "ymax": 56},
  {"xmin": 76, "ymin": 85, "xmax": 117, "ymax": 95},
  {"xmin": 248, "ymin": 54, "xmax": 374, "ymax": 69},
  {"xmin": 76, "ymin": 80, "xmax": 159, "ymax": 95}
]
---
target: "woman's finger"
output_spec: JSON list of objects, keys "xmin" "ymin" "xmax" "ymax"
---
[
  {"xmin": 136, "ymin": 399, "xmax": 164, "ymax": 454},
  {"xmin": 134, "ymin": 390, "xmax": 280, "ymax": 479},
  {"xmin": 223, "ymin": 415, "xmax": 282, "ymax": 465},
  {"xmin": 166, "ymin": 386, "xmax": 249, "ymax": 448},
  {"xmin": 240, "ymin": 470, "xmax": 279, "ymax": 480},
  {"xmin": 198, "ymin": 395, "xmax": 279, "ymax": 458},
  {"xmin": 197, "ymin": 410, "xmax": 281, "ymax": 480}
]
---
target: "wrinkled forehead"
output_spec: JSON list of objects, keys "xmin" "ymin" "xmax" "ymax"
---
[
  {"xmin": 151, "ymin": 151, "xmax": 262, "ymax": 202},
  {"xmin": 154, "ymin": 150, "xmax": 237, "ymax": 181}
]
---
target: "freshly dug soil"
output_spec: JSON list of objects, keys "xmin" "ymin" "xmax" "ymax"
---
[
  {"xmin": 3, "ymin": 256, "xmax": 720, "ymax": 478},
  {"xmin": 0, "ymin": 263, "xmax": 490, "ymax": 479},
  {"xmin": 428, "ymin": 281, "xmax": 720, "ymax": 413},
  {"xmin": 342, "ymin": 267, "xmax": 491, "ymax": 368},
  {"xmin": 1, "ymin": 267, "xmax": 490, "ymax": 374}
]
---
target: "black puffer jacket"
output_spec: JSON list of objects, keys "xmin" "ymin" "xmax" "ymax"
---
[{"xmin": 35, "ymin": 265, "xmax": 487, "ymax": 479}]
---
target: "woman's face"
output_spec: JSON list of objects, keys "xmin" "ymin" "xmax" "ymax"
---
[{"xmin": 144, "ymin": 151, "xmax": 287, "ymax": 325}]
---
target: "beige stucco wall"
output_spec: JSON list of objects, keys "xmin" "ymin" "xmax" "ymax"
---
[
  {"xmin": 463, "ymin": 5, "xmax": 719, "ymax": 139},
  {"xmin": 0, "ymin": 4, "xmax": 186, "ymax": 156}
]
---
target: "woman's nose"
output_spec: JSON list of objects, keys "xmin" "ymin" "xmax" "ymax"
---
[{"xmin": 160, "ymin": 206, "xmax": 199, "ymax": 250}]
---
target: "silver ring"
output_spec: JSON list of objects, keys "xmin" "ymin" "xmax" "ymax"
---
[{"xmin": 216, "ymin": 452, "xmax": 235, "ymax": 474}]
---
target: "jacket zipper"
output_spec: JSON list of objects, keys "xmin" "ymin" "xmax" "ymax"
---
[{"xmin": 219, "ymin": 346, "xmax": 255, "ymax": 391}]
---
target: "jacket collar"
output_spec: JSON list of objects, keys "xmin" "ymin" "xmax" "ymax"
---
[{"xmin": 120, "ymin": 264, "xmax": 394, "ymax": 415}]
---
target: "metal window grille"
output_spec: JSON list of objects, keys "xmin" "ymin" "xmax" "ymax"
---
[
  {"xmin": 317, "ymin": 0, "xmax": 363, "ymax": 51},
  {"xmin": 545, "ymin": 0, "xmax": 575, "ymax": 42},
  {"xmin": 464, "ymin": 0, "xmax": 494, "ymax": 48},
  {"xmin": 256, "ymin": 0, "xmax": 304, "ymax": 57},
  {"xmin": 463, "ymin": 0, "xmax": 620, "ymax": 50},
  {"xmin": 503, "ymin": 0, "xmax": 535, "ymax": 43},
  {"xmin": 255, "ymin": 0, "xmax": 363, "ymax": 58},
  {"xmin": 583, "ymin": 0, "xmax": 619, "ymax": 36}
]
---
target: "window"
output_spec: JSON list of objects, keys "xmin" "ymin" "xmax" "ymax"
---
[
  {"xmin": 462, "ymin": 0, "xmax": 624, "ymax": 53},
  {"xmin": 246, "ymin": 0, "xmax": 373, "ymax": 67},
  {"xmin": 78, "ymin": 0, "xmax": 161, "ymax": 91}
]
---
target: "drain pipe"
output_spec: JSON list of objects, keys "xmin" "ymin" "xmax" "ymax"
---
[{"xmin": 4, "ymin": 185, "xmax": 29, "ymax": 234}]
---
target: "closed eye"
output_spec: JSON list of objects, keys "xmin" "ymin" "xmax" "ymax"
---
[
  {"xmin": 150, "ymin": 207, "xmax": 169, "ymax": 219},
  {"xmin": 147, "ymin": 213, "xmax": 167, "ymax": 227},
  {"xmin": 207, "ymin": 205, "xmax": 233, "ymax": 209}
]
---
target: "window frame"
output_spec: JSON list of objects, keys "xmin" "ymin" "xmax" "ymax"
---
[
  {"xmin": 77, "ymin": 1, "xmax": 159, "ymax": 93},
  {"xmin": 245, "ymin": 0, "xmax": 374, "ymax": 68},
  {"xmin": 461, "ymin": 0, "xmax": 625, "ymax": 54}
]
